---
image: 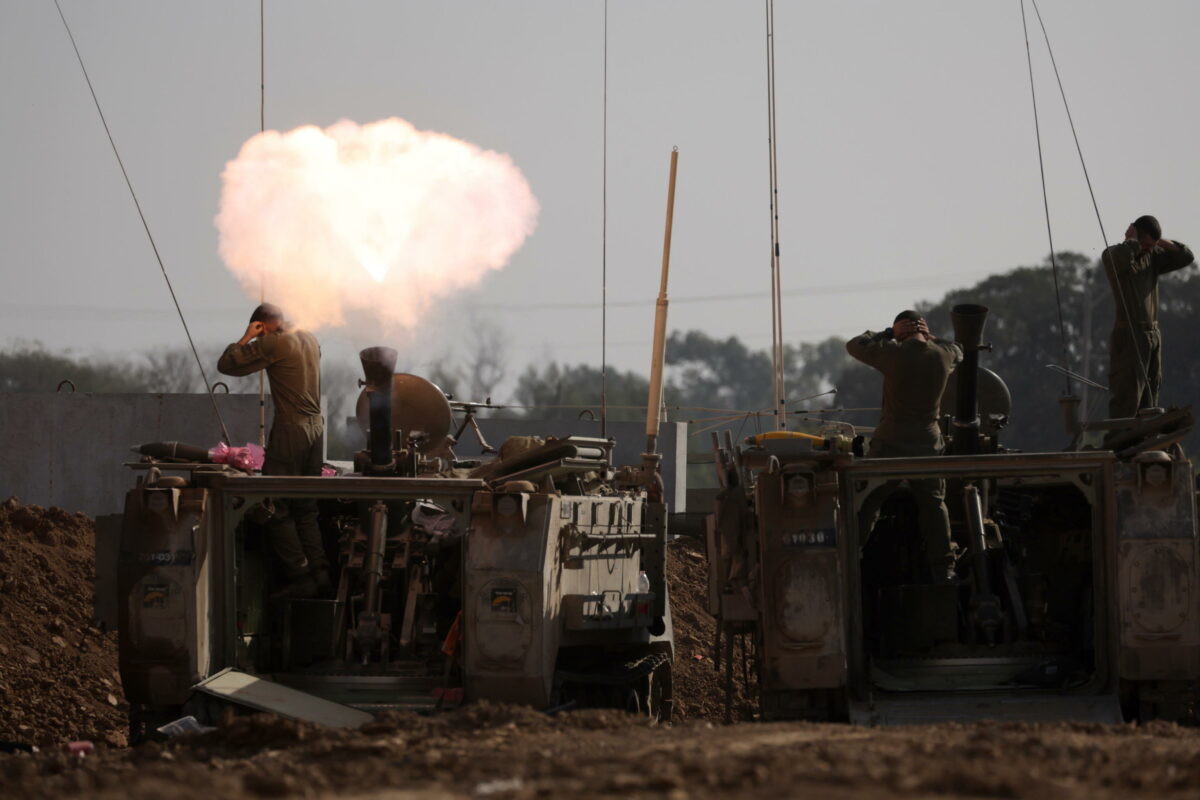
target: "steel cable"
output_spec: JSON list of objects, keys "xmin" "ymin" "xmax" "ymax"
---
[
  {"xmin": 1029, "ymin": 0, "xmax": 1152, "ymax": 396},
  {"xmin": 53, "ymin": 0, "xmax": 232, "ymax": 444},
  {"xmin": 1019, "ymin": 0, "xmax": 1073, "ymax": 397}
]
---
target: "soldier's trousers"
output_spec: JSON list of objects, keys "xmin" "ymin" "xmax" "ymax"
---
[
  {"xmin": 859, "ymin": 440, "xmax": 954, "ymax": 573},
  {"xmin": 1108, "ymin": 327, "xmax": 1162, "ymax": 419},
  {"xmin": 263, "ymin": 418, "xmax": 327, "ymax": 578},
  {"xmin": 858, "ymin": 477, "xmax": 954, "ymax": 572}
]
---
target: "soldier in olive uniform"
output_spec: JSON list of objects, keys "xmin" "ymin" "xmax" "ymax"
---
[
  {"xmin": 1102, "ymin": 215, "xmax": 1195, "ymax": 420},
  {"xmin": 218, "ymin": 303, "xmax": 329, "ymax": 599},
  {"xmin": 847, "ymin": 311, "xmax": 963, "ymax": 584}
]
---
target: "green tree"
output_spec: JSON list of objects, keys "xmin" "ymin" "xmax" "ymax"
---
[
  {"xmin": 918, "ymin": 252, "xmax": 1101, "ymax": 451},
  {"xmin": 0, "ymin": 342, "xmax": 149, "ymax": 393},
  {"xmin": 512, "ymin": 362, "xmax": 661, "ymax": 422}
]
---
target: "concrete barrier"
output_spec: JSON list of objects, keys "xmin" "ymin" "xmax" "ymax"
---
[
  {"xmin": 1, "ymin": 395, "xmax": 686, "ymax": 517},
  {"xmin": 0, "ymin": 393, "xmax": 271, "ymax": 517}
]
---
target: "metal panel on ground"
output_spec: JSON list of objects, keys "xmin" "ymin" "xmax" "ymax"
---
[{"xmin": 194, "ymin": 667, "xmax": 373, "ymax": 729}]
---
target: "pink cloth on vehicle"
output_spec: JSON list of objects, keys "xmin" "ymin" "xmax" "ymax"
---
[{"xmin": 208, "ymin": 442, "xmax": 266, "ymax": 471}]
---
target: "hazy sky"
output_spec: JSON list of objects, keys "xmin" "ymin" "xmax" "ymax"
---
[{"xmin": 2, "ymin": 0, "xmax": 1197, "ymax": 394}]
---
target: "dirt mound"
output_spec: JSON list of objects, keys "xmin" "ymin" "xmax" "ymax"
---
[
  {"xmin": 666, "ymin": 535, "xmax": 755, "ymax": 721},
  {"xmin": 0, "ymin": 498, "xmax": 126, "ymax": 749}
]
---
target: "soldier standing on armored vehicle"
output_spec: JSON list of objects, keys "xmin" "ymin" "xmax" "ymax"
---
[
  {"xmin": 846, "ymin": 311, "xmax": 963, "ymax": 584},
  {"xmin": 1102, "ymin": 215, "xmax": 1195, "ymax": 421},
  {"xmin": 218, "ymin": 302, "xmax": 329, "ymax": 599}
]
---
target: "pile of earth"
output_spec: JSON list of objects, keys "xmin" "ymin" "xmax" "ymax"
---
[
  {"xmin": 0, "ymin": 498, "xmax": 126, "ymax": 750},
  {"xmin": 666, "ymin": 535, "xmax": 755, "ymax": 721}
]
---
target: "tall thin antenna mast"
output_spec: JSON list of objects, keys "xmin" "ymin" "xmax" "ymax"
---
[
  {"xmin": 257, "ymin": 0, "xmax": 267, "ymax": 448},
  {"xmin": 764, "ymin": 0, "xmax": 786, "ymax": 428},
  {"xmin": 600, "ymin": 0, "xmax": 609, "ymax": 438}
]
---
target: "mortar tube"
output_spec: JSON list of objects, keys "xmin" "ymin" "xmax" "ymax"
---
[
  {"xmin": 360, "ymin": 346, "xmax": 398, "ymax": 471},
  {"xmin": 950, "ymin": 304, "xmax": 989, "ymax": 455}
]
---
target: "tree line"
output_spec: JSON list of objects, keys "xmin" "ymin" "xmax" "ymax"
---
[
  {"xmin": 512, "ymin": 252, "xmax": 1200, "ymax": 460},
  {"xmin": 4, "ymin": 252, "xmax": 1198, "ymax": 463}
]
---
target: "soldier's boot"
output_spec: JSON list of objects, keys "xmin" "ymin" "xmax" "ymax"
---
[{"xmin": 932, "ymin": 558, "xmax": 959, "ymax": 586}]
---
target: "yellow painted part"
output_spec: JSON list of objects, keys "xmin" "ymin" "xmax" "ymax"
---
[{"xmin": 748, "ymin": 431, "xmax": 827, "ymax": 445}]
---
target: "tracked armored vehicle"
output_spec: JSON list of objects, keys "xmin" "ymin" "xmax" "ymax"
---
[
  {"xmin": 708, "ymin": 304, "xmax": 1198, "ymax": 724},
  {"xmin": 118, "ymin": 148, "xmax": 685, "ymax": 739},
  {"xmin": 117, "ymin": 347, "xmax": 673, "ymax": 739}
]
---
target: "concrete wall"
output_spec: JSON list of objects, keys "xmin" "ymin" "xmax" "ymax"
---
[
  {"xmin": 1, "ymin": 395, "xmax": 686, "ymax": 518},
  {"xmin": 0, "ymin": 393, "xmax": 271, "ymax": 517}
]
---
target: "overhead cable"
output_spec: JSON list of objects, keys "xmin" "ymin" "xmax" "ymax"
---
[
  {"xmin": 52, "ymin": 0, "xmax": 232, "ymax": 444},
  {"xmin": 1019, "ymin": 0, "xmax": 1073, "ymax": 397}
]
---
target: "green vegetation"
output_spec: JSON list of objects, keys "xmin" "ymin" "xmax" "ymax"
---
[{"xmin": 4, "ymin": 252, "xmax": 1199, "ymax": 463}]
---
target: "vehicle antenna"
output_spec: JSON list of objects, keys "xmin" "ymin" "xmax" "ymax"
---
[
  {"xmin": 601, "ymin": 0, "xmax": 609, "ymax": 439},
  {"xmin": 764, "ymin": 0, "xmax": 786, "ymax": 429},
  {"xmin": 258, "ymin": 0, "xmax": 268, "ymax": 449}
]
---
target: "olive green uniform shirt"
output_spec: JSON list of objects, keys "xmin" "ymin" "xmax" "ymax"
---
[
  {"xmin": 1102, "ymin": 239, "xmax": 1195, "ymax": 328},
  {"xmin": 217, "ymin": 328, "xmax": 323, "ymax": 424},
  {"xmin": 846, "ymin": 332, "xmax": 962, "ymax": 455}
]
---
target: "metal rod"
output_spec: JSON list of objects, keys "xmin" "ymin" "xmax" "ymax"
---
[
  {"xmin": 601, "ymin": 0, "xmax": 609, "ymax": 439},
  {"xmin": 363, "ymin": 502, "xmax": 388, "ymax": 617},
  {"xmin": 765, "ymin": 0, "xmax": 786, "ymax": 429},
  {"xmin": 258, "ymin": 0, "xmax": 267, "ymax": 449}
]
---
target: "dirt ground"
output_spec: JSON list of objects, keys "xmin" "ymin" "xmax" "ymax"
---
[
  {"xmin": 664, "ymin": 536, "xmax": 755, "ymax": 722},
  {"xmin": 0, "ymin": 498, "xmax": 127, "ymax": 750},
  {"xmin": 2, "ymin": 508, "xmax": 1199, "ymax": 799},
  {"xmin": 4, "ymin": 704, "xmax": 1199, "ymax": 800}
]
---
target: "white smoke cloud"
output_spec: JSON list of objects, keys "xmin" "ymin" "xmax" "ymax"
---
[{"xmin": 215, "ymin": 118, "xmax": 539, "ymax": 331}]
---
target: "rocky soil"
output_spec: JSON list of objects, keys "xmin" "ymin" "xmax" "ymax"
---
[
  {"xmin": 4, "ymin": 704, "xmax": 1199, "ymax": 799},
  {"xmin": 665, "ymin": 536, "xmax": 755, "ymax": 721},
  {"xmin": 0, "ymin": 499, "xmax": 126, "ymax": 750},
  {"xmin": 2, "ymin": 508, "xmax": 1198, "ymax": 799}
]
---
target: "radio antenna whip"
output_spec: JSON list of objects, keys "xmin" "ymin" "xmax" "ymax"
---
[
  {"xmin": 257, "ymin": 0, "xmax": 268, "ymax": 448},
  {"xmin": 764, "ymin": 0, "xmax": 786, "ymax": 428},
  {"xmin": 53, "ymin": 0, "xmax": 232, "ymax": 445},
  {"xmin": 600, "ymin": 0, "xmax": 609, "ymax": 438}
]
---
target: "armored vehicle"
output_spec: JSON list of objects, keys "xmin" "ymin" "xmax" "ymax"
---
[
  {"xmin": 708, "ymin": 304, "xmax": 1197, "ymax": 724},
  {"xmin": 117, "ymin": 347, "xmax": 673, "ymax": 739}
]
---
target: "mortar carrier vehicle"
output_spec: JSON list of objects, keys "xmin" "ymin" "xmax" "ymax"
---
[
  {"xmin": 117, "ymin": 346, "xmax": 673, "ymax": 739},
  {"xmin": 708, "ymin": 304, "xmax": 1198, "ymax": 724}
]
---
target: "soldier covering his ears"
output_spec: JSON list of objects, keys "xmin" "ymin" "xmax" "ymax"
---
[
  {"xmin": 1102, "ymin": 215, "xmax": 1194, "ymax": 421},
  {"xmin": 218, "ymin": 302, "xmax": 329, "ymax": 599},
  {"xmin": 846, "ymin": 311, "xmax": 963, "ymax": 584}
]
